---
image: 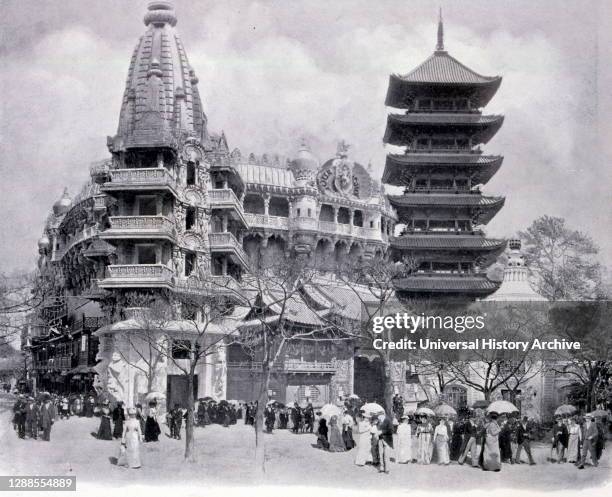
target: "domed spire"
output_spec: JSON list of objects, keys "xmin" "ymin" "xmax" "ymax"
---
[
  {"xmin": 436, "ymin": 7, "xmax": 445, "ymax": 52},
  {"xmin": 53, "ymin": 188, "xmax": 73, "ymax": 216},
  {"xmin": 110, "ymin": 1, "xmax": 208, "ymax": 151}
]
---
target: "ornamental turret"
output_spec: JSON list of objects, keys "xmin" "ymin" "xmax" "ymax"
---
[{"xmin": 383, "ymin": 12, "xmax": 506, "ymax": 299}]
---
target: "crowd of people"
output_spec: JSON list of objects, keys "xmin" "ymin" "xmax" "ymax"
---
[{"xmin": 10, "ymin": 392, "xmax": 608, "ymax": 474}]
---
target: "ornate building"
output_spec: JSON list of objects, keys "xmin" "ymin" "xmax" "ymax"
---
[
  {"xmin": 24, "ymin": 5, "xmax": 509, "ymax": 409},
  {"xmin": 25, "ymin": 2, "xmax": 396, "ymax": 408},
  {"xmin": 383, "ymin": 13, "xmax": 506, "ymax": 299}
]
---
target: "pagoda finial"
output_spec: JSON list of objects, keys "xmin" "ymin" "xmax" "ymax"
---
[{"xmin": 436, "ymin": 7, "xmax": 445, "ymax": 52}]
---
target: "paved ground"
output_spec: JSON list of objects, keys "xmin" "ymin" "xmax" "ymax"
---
[{"xmin": 0, "ymin": 394, "xmax": 609, "ymax": 494}]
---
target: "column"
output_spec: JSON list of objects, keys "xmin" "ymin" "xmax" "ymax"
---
[
  {"xmin": 222, "ymin": 214, "xmax": 228, "ymax": 232},
  {"xmin": 333, "ymin": 206, "xmax": 339, "ymax": 223}
]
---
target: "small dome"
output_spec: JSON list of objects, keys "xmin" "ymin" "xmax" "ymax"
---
[
  {"xmin": 290, "ymin": 140, "xmax": 319, "ymax": 172},
  {"xmin": 38, "ymin": 235, "xmax": 50, "ymax": 250},
  {"xmin": 53, "ymin": 188, "xmax": 73, "ymax": 216}
]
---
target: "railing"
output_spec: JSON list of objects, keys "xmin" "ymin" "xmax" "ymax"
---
[
  {"xmin": 106, "ymin": 168, "xmax": 176, "ymax": 188},
  {"xmin": 107, "ymin": 215, "xmax": 175, "ymax": 235},
  {"xmin": 54, "ymin": 226, "xmax": 99, "ymax": 260},
  {"xmin": 93, "ymin": 195, "xmax": 106, "ymax": 210},
  {"xmin": 208, "ymin": 232, "xmax": 249, "ymax": 266},
  {"xmin": 104, "ymin": 264, "xmax": 174, "ymax": 282},
  {"xmin": 227, "ymin": 361, "xmax": 264, "ymax": 370},
  {"xmin": 290, "ymin": 217, "xmax": 319, "ymax": 231},
  {"xmin": 208, "ymin": 188, "xmax": 241, "ymax": 206},
  {"xmin": 89, "ymin": 159, "xmax": 112, "ymax": 177},
  {"xmin": 283, "ymin": 360, "xmax": 335, "ymax": 372},
  {"xmin": 174, "ymin": 275, "xmax": 241, "ymax": 295},
  {"xmin": 317, "ymin": 221, "xmax": 381, "ymax": 241},
  {"xmin": 244, "ymin": 213, "xmax": 289, "ymax": 229}
]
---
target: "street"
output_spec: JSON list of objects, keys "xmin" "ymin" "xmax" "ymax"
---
[{"xmin": 0, "ymin": 395, "xmax": 609, "ymax": 492}]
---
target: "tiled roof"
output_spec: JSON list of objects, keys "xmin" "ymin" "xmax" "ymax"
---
[
  {"xmin": 390, "ymin": 235, "xmax": 506, "ymax": 250},
  {"xmin": 385, "ymin": 51, "xmax": 502, "ymax": 109},
  {"xmin": 236, "ymin": 163, "xmax": 294, "ymax": 189},
  {"xmin": 389, "ymin": 193, "xmax": 504, "ymax": 207},
  {"xmin": 388, "ymin": 113, "xmax": 503, "ymax": 126},
  {"xmin": 396, "ymin": 52, "xmax": 500, "ymax": 84},
  {"xmin": 394, "ymin": 275, "xmax": 500, "ymax": 293},
  {"xmin": 382, "ymin": 154, "xmax": 503, "ymax": 185}
]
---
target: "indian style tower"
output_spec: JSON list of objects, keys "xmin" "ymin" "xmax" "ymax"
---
[{"xmin": 383, "ymin": 12, "xmax": 506, "ymax": 299}]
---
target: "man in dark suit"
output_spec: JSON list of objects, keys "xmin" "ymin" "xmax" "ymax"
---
[
  {"xmin": 377, "ymin": 414, "xmax": 394, "ymax": 473},
  {"xmin": 514, "ymin": 416, "xmax": 536, "ymax": 465},
  {"xmin": 458, "ymin": 416, "xmax": 479, "ymax": 466},
  {"xmin": 25, "ymin": 397, "xmax": 40, "ymax": 439},
  {"xmin": 39, "ymin": 396, "xmax": 56, "ymax": 442},
  {"xmin": 553, "ymin": 417, "xmax": 569, "ymax": 463},
  {"xmin": 577, "ymin": 414, "xmax": 599, "ymax": 469}
]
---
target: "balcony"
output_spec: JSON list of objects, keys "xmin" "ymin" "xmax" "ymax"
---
[
  {"xmin": 102, "ymin": 168, "xmax": 177, "ymax": 195},
  {"xmin": 244, "ymin": 213, "xmax": 289, "ymax": 230},
  {"xmin": 283, "ymin": 360, "xmax": 336, "ymax": 373},
  {"xmin": 54, "ymin": 225, "xmax": 99, "ymax": 261},
  {"xmin": 317, "ymin": 221, "xmax": 382, "ymax": 241},
  {"xmin": 98, "ymin": 264, "xmax": 174, "ymax": 289},
  {"xmin": 101, "ymin": 216, "xmax": 176, "ymax": 242},
  {"xmin": 290, "ymin": 217, "xmax": 319, "ymax": 231},
  {"xmin": 174, "ymin": 275, "xmax": 242, "ymax": 297},
  {"xmin": 208, "ymin": 189, "xmax": 248, "ymax": 226},
  {"xmin": 208, "ymin": 232, "xmax": 249, "ymax": 268}
]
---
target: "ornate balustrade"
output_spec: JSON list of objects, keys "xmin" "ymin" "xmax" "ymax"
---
[
  {"xmin": 174, "ymin": 275, "xmax": 241, "ymax": 295},
  {"xmin": 99, "ymin": 264, "xmax": 174, "ymax": 289},
  {"xmin": 103, "ymin": 168, "xmax": 177, "ymax": 192},
  {"xmin": 290, "ymin": 217, "xmax": 319, "ymax": 231},
  {"xmin": 103, "ymin": 216, "xmax": 175, "ymax": 241},
  {"xmin": 283, "ymin": 360, "xmax": 335, "ymax": 372},
  {"xmin": 208, "ymin": 188, "xmax": 248, "ymax": 226},
  {"xmin": 244, "ymin": 213, "xmax": 289, "ymax": 230},
  {"xmin": 317, "ymin": 221, "xmax": 382, "ymax": 241},
  {"xmin": 54, "ymin": 226, "xmax": 99, "ymax": 260},
  {"xmin": 208, "ymin": 232, "xmax": 249, "ymax": 268}
]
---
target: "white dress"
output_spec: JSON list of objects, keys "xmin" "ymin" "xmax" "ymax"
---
[
  {"xmin": 354, "ymin": 420, "xmax": 373, "ymax": 466},
  {"xmin": 121, "ymin": 418, "xmax": 143, "ymax": 468},
  {"xmin": 433, "ymin": 423, "xmax": 450, "ymax": 465},
  {"xmin": 396, "ymin": 423, "xmax": 412, "ymax": 463}
]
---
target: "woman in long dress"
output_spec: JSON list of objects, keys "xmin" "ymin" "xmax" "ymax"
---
[
  {"xmin": 328, "ymin": 415, "xmax": 346, "ymax": 452},
  {"xmin": 566, "ymin": 417, "xmax": 581, "ymax": 463},
  {"xmin": 370, "ymin": 417, "xmax": 380, "ymax": 467},
  {"xmin": 354, "ymin": 415, "xmax": 373, "ymax": 466},
  {"xmin": 112, "ymin": 401, "xmax": 125, "ymax": 439},
  {"xmin": 316, "ymin": 418, "xmax": 329, "ymax": 450},
  {"xmin": 144, "ymin": 402, "xmax": 161, "ymax": 442},
  {"xmin": 396, "ymin": 415, "xmax": 412, "ymax": 463},
  {"xmin": 120, "ymin": 408, "xmax": 142, "ymax": 469},
  {"xmin": 341, "ymin": 411, "xmax": 355, "ymax": 450},
  {"xmin": 482, "ymin": 413, "xmax": 502, "ymax": 471},
  {"xmin": 434, "ymin": 418, "xmax": 450, "ymax": 465},
  {"xmin": 450, "ymin": 419, "xmax": 464, "ymax": 461},
  {"xmin": 416, "ymin": 416, "xmax": 433, "ymax": 464},
  {"xmin": 97, "ymin": 402, "xmax": 113, "ymax": 440}
]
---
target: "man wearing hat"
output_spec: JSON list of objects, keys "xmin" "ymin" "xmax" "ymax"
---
[
  {"xmin": 25, "ymin": 396, "xmax": 40, "ymax": 439},
  {"xmin": 39, "ymin": 394, "xmax": 56, "ymax": 442},
  {"xmin": 377, "ymin": 413, "xmax": 394, "ymax": 473},
  {"xmin": 577, "ymin": 414, "xmax": 599, "ymax": 469},
  {"xmin": 514, "ymin": 416, "xmax": 536, "ymax": 465},
  {"xmin": 12, "ymin": 395, "xmax": 27, "ymax": 439},
  {"xmin": 458, "ymin": 416, "xmax": 479, "ymax": 467}
]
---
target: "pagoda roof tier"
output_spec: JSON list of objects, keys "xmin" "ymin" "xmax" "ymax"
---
[
  {"xmin": 382, "ymin": 153, "xmax": 503, "ymax": 186},
  {"xmin": 389, "ymin": 193, "xmax": 504, "ymax": 225},
  {"xmin": 385, "ymin": 51, "xmax": 502, "ymax": 109},
  {"xmin": 394, "ymin": 273, "xmax": 501, "ymax": 295},
  {"xmin": 390, "ymin": 234, "xmax": 505, "ymax": 252},
  {"xmin": 384, "ymin": 113, "xmax": 504, "ymax": 147}
]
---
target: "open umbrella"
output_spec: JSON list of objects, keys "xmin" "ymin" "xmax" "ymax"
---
[
  {"xmin": 588, "ymin": 409, "xmax": 609, "ymax": 418},
  {"xmin": 415, "ymin": 407, "xmax": 435, "ymax": 417},
  {"xmin": 320, "ymin": 403, "xmax": 342, "ymax": 421},
  {"xmin": 348, "ymin": 394, "xmax": 360, "ymax": 400},
  {"xmin": 145, "ymin": 392, "xmax": 165, "ymax": 402},
  {"xmin": 360, "ymin": 402, "xmax": 385, "ymax": 417},
  {"xmin": 199, "ymin": 396, "xmax": 214, "ymax": 402},
  {"xmin": 486, "ymin": 400, "xmax": 518, "ymax": 415},
  {"xmin": 554, "ymin": 404, "xmax": 577, "ymax": 416},
  {"xmin": 434, "ymin": 403, "xmax": 457, "ymax": 417}
]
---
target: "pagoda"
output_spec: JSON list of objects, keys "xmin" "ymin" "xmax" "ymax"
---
[{"xmin": 383, "ymin": 12, "xmax": 506, "ymax": 299}]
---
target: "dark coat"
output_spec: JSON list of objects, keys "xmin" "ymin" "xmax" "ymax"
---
[{"xmin": 39, "ymin": 403, "xmax": 55, "ymax": 429}]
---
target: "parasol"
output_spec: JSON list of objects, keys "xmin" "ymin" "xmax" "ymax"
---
[
  {"xmin": 415, "ymin": 407, "xmax": 435, "ymax": 417},
  {"xmin": 320, "ymin": 403, "xmax": 342, "ymax": 421},
  {"xmin": 360, "ymin": 402, "xmax": 385, "ymax": 417},
  {"xmin": 348, "ymin": 394, "xmax": 360, "ymax": 400},
  {"xmin": 486, "ymin": 400, "xmax": 519, "ymax": 415},
  {"xmin": 588, "ymin": 409, "xmax": 609, "ymax": 418},
  {"xmin": 434, "ymin": 403, "xmax": 457, "ymax": 417},
  {"xmin": 554, "ymin": 404, "xmax": 577, "ymax": 416}
]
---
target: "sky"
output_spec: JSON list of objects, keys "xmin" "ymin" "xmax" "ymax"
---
[{"xmin": 1, "ymin": 0, "xmax": 611, "ymax": 273}]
